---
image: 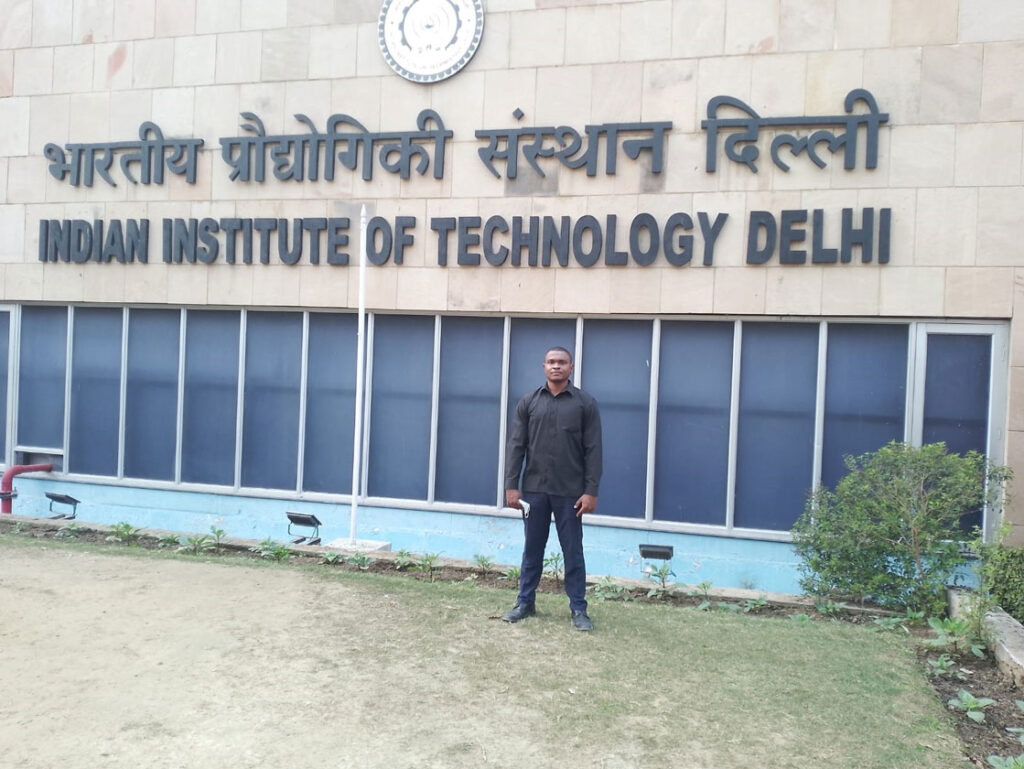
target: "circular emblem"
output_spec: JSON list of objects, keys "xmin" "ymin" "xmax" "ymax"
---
[{"xmin": 378, "ymin": 0, "xmax": 484, "ymax": 84}]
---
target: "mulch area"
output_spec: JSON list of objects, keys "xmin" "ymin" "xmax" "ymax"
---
[{"xmin": 3, "ymin": 515, "xmax": 1023, "ymax": 765}]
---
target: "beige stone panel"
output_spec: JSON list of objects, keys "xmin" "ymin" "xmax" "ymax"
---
[
  {"xmin": 0, "ymin": 0, "xmax": 32, "ymax": 48},
  {"xmin": 621, "ymin": 1, "xmax": 671, "ymax": 62},
  {"xmin": 854, "ymin": 187, "xmax": 917, "ymax": 265},
  {"xmin": 109, "ymin": 89, "xmax": 153, "ymax": 141},
  {"xmin": 914, "ymin": 187, "xmax": 978, "ymax": 266},
  {"xmin": 284, "ymin": 80, "xmax": 330, "ymax": 122},
  {"xmin": 659, "ymin": 266, "xmax": 714, "ymax": 313},
  {"xmin": 663, "ymin": 131, "xmax": 721, "ymax": 195},
  {"xmin": 725, "ymin": 0, "xmax": 779, "ymax": 55},
  {"xmin": 308, "ymin": 25, "xmax": 357, "ymax": 80},
  {"xmin": 251, "ymin": 265, "xmax": 300, "ymax": 307},
  {"xmin": 482, "ymin": 69, "xmax": 536, "ymax": 129},
  {"xmin": 820, "ymin": 265, "xmax": 881, "ymax": 316},
  {"xmin": 32, "ymin": 0, "xmax": 72, "ymax": 46},
  {"xmin": 592, "ymin": 63, "xmax": 643, "ymax": 123},
  {"xmin": 52, "ymin": 45, "xmax": 94, "ymax": 94},
  {"xmin": 115, "ymin": 0, "xmax": 156, "ymax": 39},
  {"xmin": 216, "ymin": 32, "xmax": 261, "ymax": 84},
  {"xmin": 642, "ymin": 59, "xmax": 697, "ymax": 131},
  {"xmin": 165, "ymin": 264, "xmax": 209, "ymax": 303},
  {"xmin": 237, "ymin": 82, "xmax": 286, "ymax": 133},
  {"xmin": 355, "ymin": 22, "xmax": 391, "ymax": 78},
  {"xmin": 835, "ymin": 0, "xmax": 891, "ymax": 49},
  {"xmin": 779, "ymin": 0, "xmax": 834, "ymax": 52},
  {"xmin": 697, "ymin": 55, "xmax": 752, "ymax": 114},
  {"xmin": 262, "ymin": 27, "xmax": 309, "ymax": 82},
  {"xmin": 330, "ymin": 77, "xmax": 383, "ymax": 129},
  {"xmin": 500, "ymin": 266, "xmax": 554, "ymax": 312},
  {"xmin": 918, "ymin": 45, "xmax": 982, "ymax": 123},
  {"xmin": 395, "ymin": 267, "xmax": 449, "ymax": 312},
  {"xmin": 764, "ymin": 267, "xmax": 823, "ymax": 315},
  {"xmin": 509, "ymin": 9, "xmax": 566, "ymax": 69},
  {"xmin": 299, "ymin": 264, "xmax": 348, "ymax": 309},
  {"xmin": 887, "ymin": 124, "xmax": 954, "ymax": 188},
  {"xmin": 447, "ymin": 265, "xmax": 502, "ymax": 312},
  {"xmin": 93, "ymin": 42, "xmax": 133, "ymax": 91},
  {"xmin": 173, "ymin": 36, "xmax": 216, "ymax": 86},
  {"xmin": 241, "ymin": 0, "xmax": 287, "ymax": 30},
  {"xmin": 956, "ymin": 123, "xmax": 1023, "ymax": 187},
  {"xmin": 42, "ymin": 262, "xmax": 85, "ymax": 301},
  {"xmin": 1012, "ymin": 271, "xmax": 1024, "ymax": 364},
  {"xmin": 450, "ymin": 140, "xmax": 504, "ymax": 200},
  {"xmin": 670, "ymin": 0, "xmax": 725, "ymax": 58},
  {"xmin": 22, "ymin": 203, "xmax": 62, "ymax": 262},
  {"xmin": 0, "ymin": 204, "xmax": 24, "ymax": 261},
  {"xmin": 288, "ymin": 0, "xmax": 339, "ymax": 26},
  {"xmin": 0, "ymin": 158, "xmax": 7, "ymax": 203},
  {"xmin": 863, "ymin": 47, "xmax": 921, "ymax": 125},
  {"xmin": 429, "ymin": 71, "xmax": 484, "ymax": 139},
  {"xmin": 943, "ymin": 267, "xmax": 1014, "ymax": 318},
  {"xmin": 636, "ymin": 193, "xmax": 697, "ymax": 225},
  {"xmin": 122, "ymin": 262, "xmax": 170, "ymax": 304},
  {"xmin": 154, "ymin": 0, "xmax": 194, "ymax": 38},
  {"xmin": 0, "ymin": 51, "xmax": 11, "ymax": 97},
  {"xmin": 5, "ymin": 264, "xmax": 43, "ymax": 299},
  {"xmin": 83, "ymin": 265, "xmax": 126, "ymax": 302},
  {"xmin": 1004, "ymin": 430, "xmax": 1024, "ymax": 542},
  {"xmin": 608, "ymin": 267, "xmax": 661, "ymax": 313},
  {"xmin": 471, "ymin": 10, "xmax": 509, "ymax": 71},
  {"xmin": 565, "ymin": 5, "xmax": 620, "ymax": 65},
  {"xmin": 959, "ymin": 0, "xmax": 1024, "ymax": 44},
  {"xmin": 6, "ymin": 157, "xmax": 43, "ymax": 204},
  {"xmin": 712, "ymin": 267, "xmax": 765, "ymax": 313},
  {"xmin": 695, "ymin": 191, "xmax": 754, "ymax": 268},
  {"xmin": 892, "ymin": 0, "xmax": 956, "ymax": 45},
  {"xmin": 350, "ymin": 264, "xmax": 397, "ymax": 310},
  {"xmin": 878, "ymin": 266, "xmax": 944, "ymax": 316},
  {"xmin": 535, "ymin": 64, "xmax": 591, "ymax": 125},
  {"xmin": 14, "ymin": 48, "xmax": 53, "ymax": 96},
  {"xmin": 197, "ymin": 0, "xmax": 241, "ymax": 33},
  {"xmin": 749, "ymin": 54, "xmax": 807, "ymax": 116},
  {"xmin": 74, "ymin": 0, "xmax": 113, "ymax": 44},
  {"xmin": 193, "ymin": 85, "xmax": 241, "ymax": 145},
  {"xmin": 133, "ymin": 37, "xmax": 174, "ymax": 88},
  {"xmin": 369, "ymin": 199, "xmax": 427, "ymax": 267},
  {"xmin": 379, "ymin": 78, "xmax": 432, "ymax": 133},
  {"xmin": 805, "ymin": 51, "xmax": 863, "ymax": 114},
  {"xmin": 977, "ymin": 187, "xmax": 1024, "ymax": 267},
  {"xmin": 1010, "ymin": 371, "xmax": 1024, "ymax": 448},
  {"xmin": 982, "ymin": 42, "xmax": 1024, "ymax": 121},
  {"xmin": 29, "ymin": 93, "xmax": 70, "ymax": 152},
  {"xmin": 552, "ymin": 267, "xmax": 609, "ymax": 314},
  {"xmin": 0, "ymin": 97, "xmax": 29, "ymax": 155},
  {"xmin": 151, "ymin": 87, "xmax": 196, "ymax": 136}
]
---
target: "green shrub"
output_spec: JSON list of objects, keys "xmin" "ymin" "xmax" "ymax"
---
[
  {"xmin": 792, "ymin": 441, "xmax": 1010, "ymax": 616},
  {"xmin": 980, "ymin": 542, "xmax": 1024, "ymax": 623}
]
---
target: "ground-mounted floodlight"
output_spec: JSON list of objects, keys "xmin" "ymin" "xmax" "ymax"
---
[
  {"xmin": 286, "ymin": 511, "xmax": 322, "ymax": 545},
  {"xmin": 45, "ymin": 492, "xmax": 80, "ymax": 520},
  {"xmin": 639, "ymin": 544, "xmax": 673, "ymax": 560}
]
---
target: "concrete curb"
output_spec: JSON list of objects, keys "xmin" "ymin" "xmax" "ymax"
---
[{"xmin": 949, "ymin": 588, "xmax": 1024, "ymax": 687}]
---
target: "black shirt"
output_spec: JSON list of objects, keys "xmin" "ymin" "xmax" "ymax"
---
[{"xmin": 504, "ymin": 383, "xmax": 602, "ymax": 498}]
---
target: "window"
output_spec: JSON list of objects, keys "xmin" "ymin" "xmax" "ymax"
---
[
  {"xmin": 435, "ymin": 316, "xmax": 503, "ymax": 505},
  {"xmin": 0, "ymin": 311, "xmax": 11, "ymax": 460},
  {"xmin": 68, "ymin": 308, "xmax": 122, "ymax": 476},
  {"xmin": 581, "ymin": 319, "xmax": 651, "ymax": 519},
  {"xmin": 124, "ymin": 309, "xmax": 180, "ymax": 481},
  {"xmin": 303, "ymin": 313, "xmax": 357, "ymax": 494},
  {"xmin": 655, "ymin": 321, "xmax": 733, "ymax": 524},
  {"xmin": 367, "ymin": 314, "xmax": 434, "ymax": 499},
  {"xmin": 821, "ymin": 324, "xmax": 907, "ymax": 489},
  {"xmin": 18, "ymin": 306, "xmax": 67, "ymax": 450},
  {"xmin": 181, "ymin": 310, "xmax": 240, "ymax": 486},
  {"xmin": 241, "ymin": 312, "xmax": 302, "ymax": 490},
  {"xmin": 734, "ymin": 323, "xmax": 818, "ymax": 531}
]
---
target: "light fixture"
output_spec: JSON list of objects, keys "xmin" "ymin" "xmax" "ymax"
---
[
  {"xmin": 639, "ymin": 544, "xmax": 673, "ymax": 560},
  {"xmin": 46, "ymin": 492, "xmax": 80, "ymax": 520},
  {"xmin": 286, "ymin": 511, "xmax": 322, "ymax": 545}
]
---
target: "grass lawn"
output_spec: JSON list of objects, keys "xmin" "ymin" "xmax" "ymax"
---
[{"xmin": 0, "ymin": 534, "xmax": 966, "ymax": 769}]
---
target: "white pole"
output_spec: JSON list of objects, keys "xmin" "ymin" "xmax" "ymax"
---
[{"xmin": 349, "ymin": 205, "xmax": 368, "ymax": 544}]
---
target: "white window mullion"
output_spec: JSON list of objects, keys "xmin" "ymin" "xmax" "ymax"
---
[
  {"xmin": 8, "ymin": 307, "xmax": 21, "ymax": 465},
  {"xmin": 724, "ymin": 320, "xmax": 742, "ymax": 532},
  {"xmin": 811, "ymin": 322, "xmax": 828, "ymax": 490},
  {"xmin": 644, "ymin": 319, "xmax": 660, "ymax": 522},
  {"xmin": 574, "ymin": 316, "xmax": 584, "ymax": 387},
  {"xmin": 496, "ymin": 316, "xmax": 511, "ymax": 507},
  {"xmin": 175, "ymin": 309, "xmax": 186, "ymax": 483},
  {"xmin": 427, "ymin": 315, "xmax": 441, "ymax": 503},
  {"xmin": 233, "ymin": 311, "xmax": 246, "ymax": 490},
  {"xmin": 910, "ymin": 323, "xmax": 929, "ymax": 446},
  {"xmin": 62, "ymin": 306, "xmax": 73, "ymax": 471},
  {"xmin": 359, "ymin": 313, "xmax": 375, "ymax": 497},
  {"xmin": 295, "ymin": 311, "xmax": 310, "ymax": 493},
  {"xmin": 117, "ymin": 307, "xmax": 129, "ymax": 478}
]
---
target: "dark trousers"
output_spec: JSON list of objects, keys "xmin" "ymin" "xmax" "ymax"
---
[{"xmin": 517, "ymin": 492, "xmax": 588, "ymax": 612}]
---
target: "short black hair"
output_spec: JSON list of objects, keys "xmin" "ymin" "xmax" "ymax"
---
[{"xmin": 545, "ymin": 346, "xmax": 573, "ymax": 363}]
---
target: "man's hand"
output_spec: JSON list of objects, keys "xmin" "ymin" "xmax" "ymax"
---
[
  {"xmin": 505, "ymin": 489, "xmax": 523, "ymax": 510},
  {"xmin": 574, "ymin": 494, "xmax": 597, "ymax": 517}
]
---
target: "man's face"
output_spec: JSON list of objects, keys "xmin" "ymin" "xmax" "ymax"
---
[{"xmin": 544, "ymin": 349, "xmax": 573, "ymax": 384}]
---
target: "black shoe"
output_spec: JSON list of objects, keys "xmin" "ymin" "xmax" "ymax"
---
[
  {"xmin": 571, "ymin": 610, "xmax": 593, "ymax": 631},
  {"xmin": 502, "ymin": 603, "xmax": 535, "ymax": 623}
]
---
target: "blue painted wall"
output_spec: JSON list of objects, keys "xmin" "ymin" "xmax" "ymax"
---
[{"xmin": 10, "ymin": 477, "xmax": 804, "ymax": 594}]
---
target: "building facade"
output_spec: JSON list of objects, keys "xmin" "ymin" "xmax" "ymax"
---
[{"xmin": 0, "ymin": 0, "xmax": 1021, "ymax": 592}]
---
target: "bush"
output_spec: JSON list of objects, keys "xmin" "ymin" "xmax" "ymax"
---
[
  {"xmin": 792, "ymin": 441, "xmax": 1010, "ymax": 616},
  {"xmin": 980, "ymin": 541, "xmax": 1024, "ymax": 623}
]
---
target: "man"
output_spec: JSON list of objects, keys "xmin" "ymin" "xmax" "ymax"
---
[{"xmin": 502, "ymin": 346, "xmax": 602, "ymax": 631}]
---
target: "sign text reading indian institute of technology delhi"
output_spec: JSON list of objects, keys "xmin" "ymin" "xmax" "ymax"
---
[{"xmin": 37, "ymin": 90, "xmax": 890, "ymax": 269}]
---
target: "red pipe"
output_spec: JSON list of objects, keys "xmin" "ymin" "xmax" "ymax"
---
[{"xmin": 1, "ymin": 464, "xmax": 54, "ymax": 514}]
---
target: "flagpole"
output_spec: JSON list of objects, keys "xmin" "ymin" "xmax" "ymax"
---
[{"xmin": 349, "ymin": 204, "xmax": 368, "ymax": 544}]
